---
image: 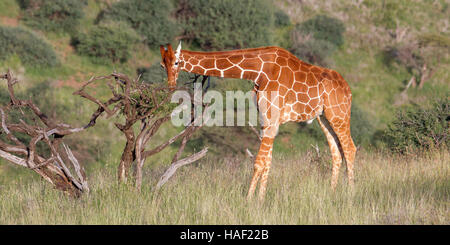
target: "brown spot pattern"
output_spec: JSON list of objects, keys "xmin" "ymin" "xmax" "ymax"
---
[{"xmin": 165, "ymin": 46, "xmax": 357, "ymax": 200}]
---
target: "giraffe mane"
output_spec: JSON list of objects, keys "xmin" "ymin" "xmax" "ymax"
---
[{"xmin": 181, "ymin": 46, "xmax": 280, "ymax": 56}]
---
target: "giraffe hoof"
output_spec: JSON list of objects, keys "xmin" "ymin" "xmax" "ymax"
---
[
  {"xmin": 246, "ymin": 193, "xmax": 254, "ymax": 201},
  {"xmin": 258, "ymin": 192, "xmax": 266, "ymax": 201}
]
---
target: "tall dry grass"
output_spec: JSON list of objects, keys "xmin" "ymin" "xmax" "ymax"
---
[{"xmin": 0, "ymin": 149, "xmax": 448, "ymax": 224}]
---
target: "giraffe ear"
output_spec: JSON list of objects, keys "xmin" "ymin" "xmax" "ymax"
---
[
  {"xmin": 167, "ymin": 43, "xmax": 174, "ymax": 54},
  {"xmin": 160, "ymin": 45, "xmax": 166, "ymax": 58}
]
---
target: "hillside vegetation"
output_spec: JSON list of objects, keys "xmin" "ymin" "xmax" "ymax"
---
[{"xmin": 0, "ymin": 0, "xmax": 448, "ymax": 224}]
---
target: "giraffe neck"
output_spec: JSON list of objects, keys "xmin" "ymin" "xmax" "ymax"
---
[{"xmin": 179, "ymin": 47, "xmax": 277, "ymax": 83}]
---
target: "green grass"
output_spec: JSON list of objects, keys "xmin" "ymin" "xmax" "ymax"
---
[
  {"xmin": 1, "ymin": 150, "xmax": 448, "ymax": 224},
  {"xmin": 0, "ymin": 0, "xmax": 449, "ymax": 225},
  {"xmin": 0, "ymin": 0, "xmax": 20, "ymax": 18}
]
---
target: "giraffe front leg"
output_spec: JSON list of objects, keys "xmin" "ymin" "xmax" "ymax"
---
[
  {"xmin": 250, "ymin": 90, "xmax": 280, "ymax": 200},
  {"xmin": 247, "ymin": 157, "xmax": 265, "ymax": 200},
  {"xmin": 247, "ymin": 136, "xmax": 275, "ymax": 201},
  {"xmin": 258, "ymin": 137, "xmax": 274, "ymax": 200}
]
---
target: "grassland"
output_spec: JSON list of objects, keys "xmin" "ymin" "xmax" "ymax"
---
[
  {"xmin": 0, "ymin": 149, "xmax": 448, "ymax": 224},
  {"xmin": 0, "ymin": 0, "xmax": 448, "ymax": 225}
]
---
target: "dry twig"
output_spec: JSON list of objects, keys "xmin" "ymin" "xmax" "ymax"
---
[
  {"xmin": 74, "ymin": 72, "xmax": 210, "ymax": 190},
  {"xmin": 156, "ymin": 147, "xmax": 208, "ymax": 190},
  {"xmin": 0, "ymin": 70, "xmax": 88, "ymax": 197}
]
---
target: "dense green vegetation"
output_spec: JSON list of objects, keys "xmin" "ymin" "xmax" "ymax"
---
[
  {"xmin": 290, "ymin": 15, "xmax": 345, "ymax": 65},
  {"xmin": 177, "ymin": 0, "xmax": 274, "ymax": 50},
  {"xmin": 0, "ymin": 0, "xmax": 448, "ymax": 224},
  {"xmin": 18, "ymin": 0, "xmax": 86, "ymax": 33},
  {"xmin": 0, "ymin": 26, "xmax": 59, "ymax": 67},
  {"xmin": 72, "ymin": 21, "xmax": 140, "ymax": 64},
  {"xmin": 97, "ymin": 0, "xmax": 178, "ymax": 48},
  {"xmin": 385, "ymin": 98, "xmax": 449, "ymax": 154}
]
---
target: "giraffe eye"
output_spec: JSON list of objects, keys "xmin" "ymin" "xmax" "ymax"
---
[{"xmin": 174, "ymin": 62, "xmax": 179, "ymax": 66}]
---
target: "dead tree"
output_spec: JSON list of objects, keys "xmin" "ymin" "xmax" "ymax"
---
[
  {"xmin": 74, "ymin": 72, "xmax": 209, "ymax": 190},
  {"xmin": 0, "ymin": 70, "xmax": 89, "ymax": 197}
]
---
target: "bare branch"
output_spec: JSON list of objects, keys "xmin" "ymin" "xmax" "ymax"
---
[
  {"xmin": 172, "ymin": 135, "xmax": 188, "ymax": 163},
  {"xmin": 63, "ymin": 143, "xmax": 89, "ymax": 193},
  {"xmin": 156, "ymin": 147, "xmax": 208, "ymax": 190},
  {"xmin": 248, "ymin": 122, "xmax": 262, "ymax": 141},
  {"xmin": 246, "ymin": 148, "xmax": 254, "ymax": 159},
  {"xmin": 0, "ymin": 71, "xmax": 89, "ymax": 197},
  {"xmin": 74, "ymin": 71, "xmax": 211, "ymax": 189},
  {"xmin": 0, "ymin": 149, "xmax": 28, "ymax": 167},
  {"xmin": 143, "ymin": 104, "xmax": 209, "ymax": 159}
]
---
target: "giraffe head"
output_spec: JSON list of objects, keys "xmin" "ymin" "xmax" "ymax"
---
[{"xmin": 160, "ymin": 42, "xmax": 182, "ymax": 90}]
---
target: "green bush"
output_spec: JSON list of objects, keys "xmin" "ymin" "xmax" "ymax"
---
[
  {"xmin": 297, "ymin": 15, "xmax": 345, "ymax": 47},
  {"xmin": 0, "ymin": 26, "xmax": 59, "ymax": 67},
  {"xmin": 27, "ymin": 81, "xmax": 70, "ymax": 116},
  {"xmin": 138, "ymin": 62, "xmax": 196, "ymax": 84},
  {"xmin": 290, "ymin": 15, "xmax": 345, "ymax": 65},
  {"xmin": 72, "ymin": 22, "xmax": 139, "ymax": 64},
  {"xmin": 97, "ymin": 0, "xmax": 177, "ymax": 48},
  {"xmin": 18, "ymin": 0, "xmax": 86, "ymax": 33},
  {"xmin": 384, "ymin": 98, "xmax": 449, "ymax": 154},
  {"xmin": 274, "ymin": 9, "xmax": 291, "ymax": 27},
  {"xmin": 137, "ymin": 63, "xmax": 167, "ymax": 83},
  {"xmin": 350, "ymin": 103, "xmax": 375, "ymax": 147},
  {"xmin": 0, "ymin": 80, "xmax": 67, "ymax": 122},
  {"xmin": 178, "ymin": 0, "xmax": 274, "ymax": 50},
  {"xmin": 418, "ymin": 33, "xmax": 450, "ymax": 48},
  {"xmin": 290, "ymin": 36, "xmax": 336, "ymax": 66}
]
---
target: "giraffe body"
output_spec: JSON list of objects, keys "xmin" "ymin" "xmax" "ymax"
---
[{"xmin": 160, "ymin": 44, "xmax": 356, "ymax": 200}]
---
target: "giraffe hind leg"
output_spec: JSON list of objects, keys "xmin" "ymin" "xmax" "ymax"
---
[
  {"xmin": 330, "ymin": 119, "xmax": 356, "ymax": 188},
  {"xmin": 317, "ymin": 115, "xmax": 344, "ymax": 190},
  {"xmin": 257, "ymin": 137, "xmax": 275, "ymax": 200},
  {"xmin": 247, "ymin": 160, "xmax": 264, "ymax": 200}
]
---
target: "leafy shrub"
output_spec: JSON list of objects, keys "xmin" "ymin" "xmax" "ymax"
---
[
  {"xmin": 72, "ymin": 22, "xmax": 139, "ymax": 64},
  {"xmin": 177, "ymin": 0, "xmax": 274, "ymax": 50},
  {"xmin": 137, "ymin": 63, "xmax": 167, "ymax": 83},
  {"xmin": 129, "ymin": 83, "xmax": 178, "ymax": 116},
  {"xmin": 290, "ymin": 15, "xmax": 345, "ymax": 65},
  {"xmin": 418, "ymin": 33, "xmax": 450, "ymax": 48},
  {"xmin": 18, "ymin": 0, "xmax": 86, "ymax": 33},
  {"xmin": 384, "ymin": 98, "xmax": 449, "ymax": 154},
  {"xmin": 97, "ymin": 0, "xmax": 177, "ymax": 48},
  {"xmin": 382, "ymin": 44, "xmax": 423, "ymax": 74},
  {"xmin": 274, "ymin": 9, "xmax": 291, "ymax": 27},
  {"xmin": 27, "ymin": 81, "xmax": 70, "ymax": 116},
  {"xmin": 296, "ymin": 15, "xmax": 345, "ymax": 47},
  {"xmin": 138, "ymin": 62, "xmax": 196, "ymax": 84},
  {"xmin": 350, "ymin": 103, "xmax": 375, "ymax": 147},
  {"xmin": 0, "ymin": 26, "xmax": 59, "ymax": 67},
  {"xmin": 187, "ymin": 126, "xmax": 260, "ymax": 156},
  {"xmin": 382, "ymin": 33, "xmax": 449, "ymax": 85},
  {"xmin": 290, "ymin": 35, "xmax": 336, "ymax": 66}
]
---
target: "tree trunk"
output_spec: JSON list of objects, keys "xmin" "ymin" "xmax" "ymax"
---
[{"xmin": 117, "ymin": 127, "xmax": 135, "ymax": 183}]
